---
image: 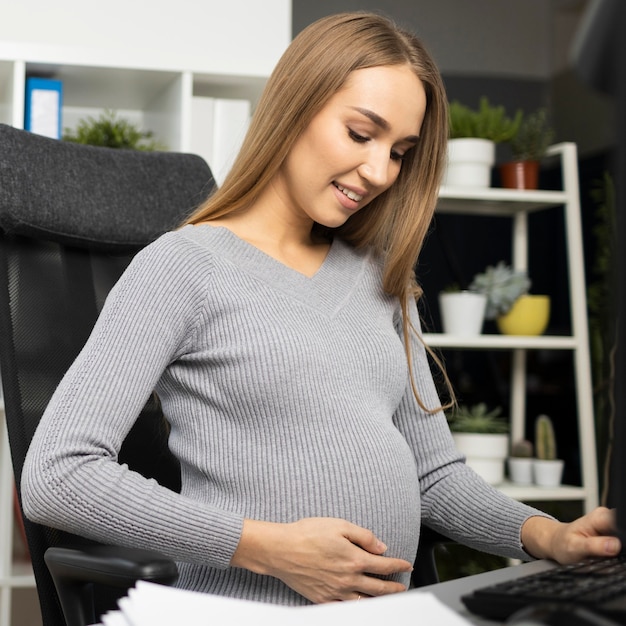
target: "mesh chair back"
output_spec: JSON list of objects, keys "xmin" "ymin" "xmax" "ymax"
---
[{"xmin": 0, "ymin": 124, "xmax": 214, "ymax": 625}]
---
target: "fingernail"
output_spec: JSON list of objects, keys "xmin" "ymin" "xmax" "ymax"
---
[
  {"xmin": 377, "ymin": 541, "xmax": 387, "ymax": 552},
  {"xmin": 605, "ymin": 538, "xmax": 620, "ymax": 553}
]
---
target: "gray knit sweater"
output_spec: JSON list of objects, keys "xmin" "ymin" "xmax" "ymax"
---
[{"xmin": 22, "ymin": 225, "xmax": 543, "ymax": 605}]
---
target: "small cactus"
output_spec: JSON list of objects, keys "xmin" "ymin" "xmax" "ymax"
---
[
  {"xmin": 535, "ymin": 414, "xmax": 557, "ymax": 460},
  {"xmin": 510, "ymin": 439, "xmax": 534, "ymax": 458}
]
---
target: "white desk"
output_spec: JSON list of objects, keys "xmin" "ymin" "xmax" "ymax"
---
[{"xmin": 419, "ymin": 560, "xmax": 557, "ymax": 625}]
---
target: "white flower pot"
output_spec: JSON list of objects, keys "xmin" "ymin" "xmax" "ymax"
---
[
  {"xmin": 443, "ymin": 138, "xmax": 496, "ymax": 188},
  {"xmin": 453, "ymin": 433, "xmax": 508, "ymax": 485},
  {"xmin": 439, "ymin": 291, "xmax": 487, "ymax": 336},
  {"xmin": 507, "ymin": 457, "xmax": 533, "ymax": 485},
  {"xmin": 533, "ymin": 459, "xmax": 564, "ymax": 487}
]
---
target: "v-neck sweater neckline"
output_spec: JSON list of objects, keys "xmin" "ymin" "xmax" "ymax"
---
[{"xmin": 182, "ymin": 224, "xmax": 371, "ymax": 317}]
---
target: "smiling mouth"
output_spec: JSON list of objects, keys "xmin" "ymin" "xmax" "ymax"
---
[{"xmin": 334, "ymin": 183, "xmax": 364, "ymax": 202}]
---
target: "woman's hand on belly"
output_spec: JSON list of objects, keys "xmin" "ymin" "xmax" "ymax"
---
[{"xmin": 230, "ymin": 517, "xmax": 413, "ymax": 603}]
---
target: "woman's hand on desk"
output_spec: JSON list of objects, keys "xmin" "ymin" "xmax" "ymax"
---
[
  {"xmin": 230, "ymin": 517, "xmax": 413, "ymax": 603},
  {"xmin": 521, "ymin": 506, "xmax": 622, "ymax": 564}
]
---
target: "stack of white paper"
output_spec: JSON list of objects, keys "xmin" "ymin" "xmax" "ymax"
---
[{"xmin": 101, "ymin": 581, "xmax": 472, "ymax": 626}]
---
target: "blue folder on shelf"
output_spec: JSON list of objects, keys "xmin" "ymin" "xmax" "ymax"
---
[{"xmin": 24, "ymin": 77, "xmax": 63, "ymax": 139}]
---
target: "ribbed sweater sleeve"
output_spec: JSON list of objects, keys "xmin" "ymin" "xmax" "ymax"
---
[
  {"xmin": 393, "ymin": 297, "xmax": 550, "ymax": 560},
  {"xmin": 22, "ymin": 231, "xmax": 244, "ymax": 568}
]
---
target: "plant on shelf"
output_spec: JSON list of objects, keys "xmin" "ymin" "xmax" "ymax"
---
[
  {"xmin": 439, "ymin": 261, "xmax": 550, "ymax": 337},
  {"xmin": 511, "ymin": 439, "xmax": 534, "ymax": 457},
  {"xmin": 533, "ymin": 414, "xmax": 564, "ymax": 487},
  {"xmin": 587, "ymin": 172, "xmax": 617, "ymax": 504},
  {"xmin": 468, "ymin": 261, "xmax": 531, "ymax": 321},
  {"xmin": 536, "ymin": 414, "xmax": 557, "ymax": 460},
  {"xmin": 447, "ymin": 403, "xmax": 509, "ymax": 434},
  {"xmin": 500, "ymin": 108, "xmax": 555, "ymax": 189},
  {"xmin": 468, "ymin": 262, "xmax": 551, "ymax": 336},
  {"xmin": 438, "ymin": 283, "xmax": 487, "ymax": 336},
  {"xmin": 447, "ymin": 403, "xmax": 509, "ymax": 485},
  {"xmin": 508, "ymin": 439, "xmax": 534, "ymax": 485},
  {"xmin": 63, "ymin": 109, "xmax": 166, "ymax": 151},
  {"xmin": 449, "ymin": 97, "xmax": 522, "ymax": 143},
  {"xmin": 444, "ymin": 97, "xmax": 522, "ymax": 189},
  {"xmin": 510, "ymin": 108, "xmax": 555, "ymax": 162}
]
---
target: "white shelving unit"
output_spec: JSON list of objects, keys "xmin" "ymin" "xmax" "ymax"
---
[
  {"xmin": 426, "ymin": 142, "xmax": 598, "ymax": 514},
  {"xmin": 0, "ymin": 52, "xmax": 267, "ymax": 151}
]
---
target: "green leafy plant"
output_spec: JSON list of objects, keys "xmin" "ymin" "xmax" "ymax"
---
[
  {"xmin": 449, "ymin": 97, "xmax": 522, "ymax": 143},
  {"xmin": 510, "ymin": 108, "xmax": 555, "ymax": 161},
  {"xmin": 535, "ymin": 414, "xmax": 557, "ymax": 460},
  {"xmin": 469, "ymin": 261, "xmax": 531, "ymax": 319},
  {"xmin": 587, "ymin": 172, "xmax": 617, "ymax": 504},
  {"xmin": 447, "ymin": 403, "xmax": 509, "ymax": 434},
  {"xmin": 510, "ymin": 439, "xmax": 534, "ymax": 458},
  {"xmin": 63, "ymin": 109, "xmax": 166, "ymax": 151}
]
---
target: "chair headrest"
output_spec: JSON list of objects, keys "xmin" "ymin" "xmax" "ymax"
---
[{"xmin": 0, "ymin": 124, "xmax": 214, "ymax": 251}]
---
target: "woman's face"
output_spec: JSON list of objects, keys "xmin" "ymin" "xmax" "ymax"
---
[{"xmin": 273, "ymin": 64, "xmax": 427, "ymax": 229}]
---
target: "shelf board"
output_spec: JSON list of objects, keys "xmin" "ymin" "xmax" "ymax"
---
[
  {"xmin": 437, "ymin": 187, "xmax": 568, "ymax": 216},
  {"xmin": 423, "ymin": 334, "xmax": 578, "ymax": 350},
  {"xmin": 0, "ymin": 561, "xmax": 35, "ymax": 588},
  {"xmin": 497, "ymin": 481, "xmax": 587, "ymax": 502},
  {"xmin": 26, "ymin": 63, "xmax": 182, "ymax": 111}
]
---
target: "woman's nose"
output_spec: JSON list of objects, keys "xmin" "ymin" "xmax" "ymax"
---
[{"xmin": 358, "ymin": 151, "xmax": 392, "ymax": 188}]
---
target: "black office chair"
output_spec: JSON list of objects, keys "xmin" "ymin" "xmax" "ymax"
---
[{"xmin": 0, "ymin": 123, "xmax": 214, "ymax": 626}]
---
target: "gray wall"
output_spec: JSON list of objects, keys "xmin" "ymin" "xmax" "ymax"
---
[
  {"xmin": 293, "ymin": 0, "xmax": 553, "ymax": 78},
  {"xmin": 292, "ymin": 0, "xmax": 614, "ymax": 158}
]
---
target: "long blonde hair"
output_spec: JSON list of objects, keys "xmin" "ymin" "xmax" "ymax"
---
[{"xmin": 184, "ymin": 12, "xmax": 451, "ymax": 410}]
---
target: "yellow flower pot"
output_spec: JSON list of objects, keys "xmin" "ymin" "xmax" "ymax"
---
[{"xmin": 496, "ymin": 294, "xmax": 550, "ymax": 336}]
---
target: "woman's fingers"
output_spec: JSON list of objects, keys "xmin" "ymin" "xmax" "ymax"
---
[
  {"xmin": 552, "ymin": 507, "xmax": 622, "ymax": 563},
  {"xmin": 234, "ymin": 517, "xmax": 413, "ymax": 603}
]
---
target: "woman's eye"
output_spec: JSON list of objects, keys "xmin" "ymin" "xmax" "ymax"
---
[
  {"xmin": 390, "ymin": 150, "xmax": 407, "ymax": 162},
  {"xmin": 348, "ymin": 128, "xmax": 369, "ymax": 143}
]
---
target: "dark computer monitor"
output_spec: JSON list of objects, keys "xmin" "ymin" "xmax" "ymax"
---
[{"xmin": 571, "ymin": 0, "xmax": 626, "ymax": 544}]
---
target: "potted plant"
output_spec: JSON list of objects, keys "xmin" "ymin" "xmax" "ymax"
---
[
  {"xmin": 468, "ymin": 261, "xmax": 550, "ymax": 336},
  {"xmin": 533, "ymin": 414, "xmax": 564, "ymax": 487},
  {"xmin": 469, "ymin": 261, "xmax": 530, "ymax": 321},
  {"xmin": 444, "ymin": 97, "xmax": 522, "ymax": 189},
  {"xmin": 500, "ymin": 108, "xmax": 555, "ymax": 190},
  {"xmin": 508, "ymin": 439, "xmax": 534, "ymax": 485},
  {"xmin": 439, "ymin": 261, "xmax": 530, "ymax": 336},
  {"xmin": 63, "ymin": 109, "xmax": 166, "ymax": 151},
  {"xmin": 438, "ymin": 284, "xmax": 487, "ymax": 336},
  {"xmin": 447, "ymin": 403, "xmax": 509, "ymax": 484}
]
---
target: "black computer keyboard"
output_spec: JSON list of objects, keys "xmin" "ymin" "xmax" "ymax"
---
[{"xmin": 461, "ymin": 556, "xmax": 626, "ymax": 621}]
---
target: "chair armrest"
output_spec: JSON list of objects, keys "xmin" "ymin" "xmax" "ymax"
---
[
  {"xmin": 45, "ymin": 544, "xmax": 178, "ymax": 587},
  {"xmin": 45, "ymin": 545, "xmax": 178, "ymax": 626}
]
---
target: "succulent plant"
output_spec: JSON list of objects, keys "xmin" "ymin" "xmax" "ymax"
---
[
  {"xmin": 535, "ymin": 414, "xmax": 557, "ymax": 460},
  {"xmin": 469, "ymin": 261, "xmax": 531, "ymax": 319},
  {"xmin": 447, "ymin": 403, "xmax": 509, "ymax": 434},
  {"xmin": 449, "ymin": 97, "xmax": 523, "ymax": 143},
  {"xmin": 510, "ymin": 439, "xmax": 534, "ymax": 458}
]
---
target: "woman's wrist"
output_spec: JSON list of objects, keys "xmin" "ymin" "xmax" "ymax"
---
[
  {"xmin": 230, "ymin": 519, "xmax": 281, "ymax": 574},
  {"xmin": 520, "ymin": 515, "xmax": 561, "ymax": 560}
]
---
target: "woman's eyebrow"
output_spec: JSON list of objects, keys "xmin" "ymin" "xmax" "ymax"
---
[{"xmin": 350, "ymin": 106, "xmax": 420, "ymax": 143}]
